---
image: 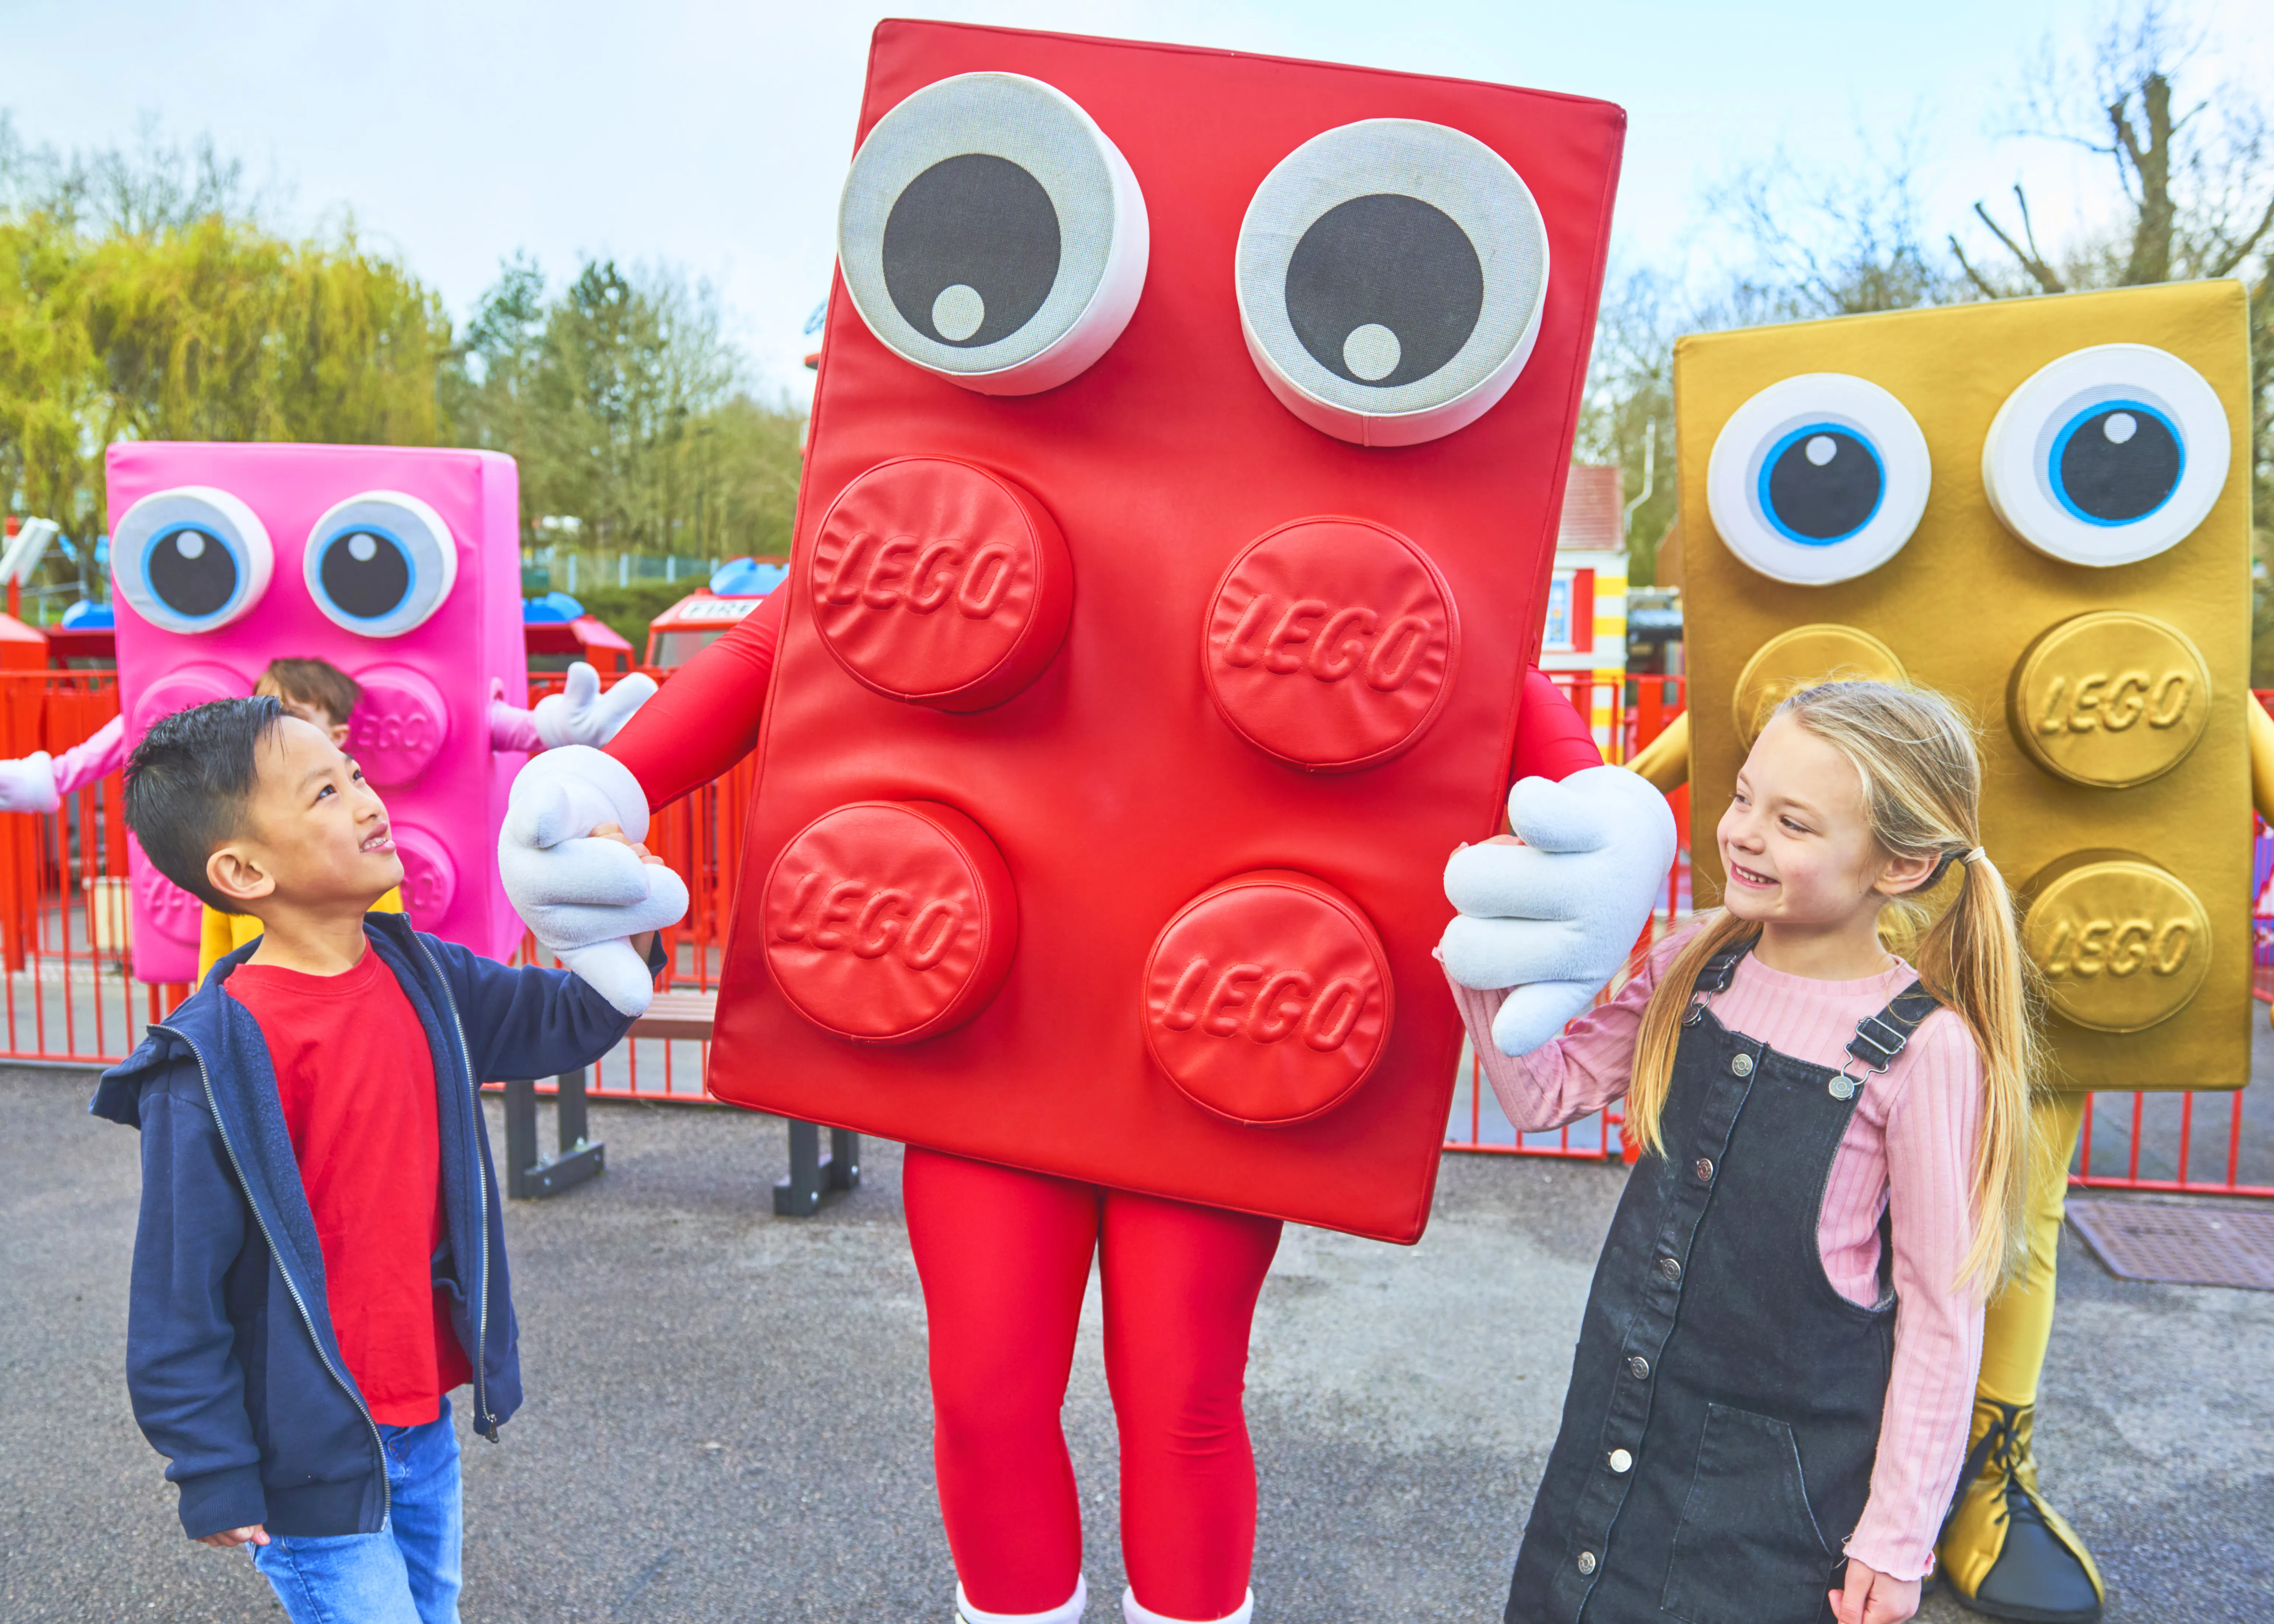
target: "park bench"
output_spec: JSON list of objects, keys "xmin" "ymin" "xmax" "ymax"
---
[{"xmin": 504, "ymin": 986, "xmax": 860, "ymax": 1216}]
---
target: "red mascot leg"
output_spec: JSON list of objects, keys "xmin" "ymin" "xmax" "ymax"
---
[
  {"xmin": 903, "ymin": 1146, "xmax": 1099, "ymax": 1617},
  {"xmin": 1100, "ymin": 1190, "xmax": 1282, "ymax": 1623}
]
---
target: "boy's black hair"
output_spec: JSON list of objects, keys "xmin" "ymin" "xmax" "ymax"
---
[{"xmin": 122, "ymin": 697, "xmax": 287, "ymax": 912}]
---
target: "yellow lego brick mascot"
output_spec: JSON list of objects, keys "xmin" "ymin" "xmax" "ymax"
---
[{"xmin": 1629, "ymin": 279, "xmax": 2259, "ymax": 1623}]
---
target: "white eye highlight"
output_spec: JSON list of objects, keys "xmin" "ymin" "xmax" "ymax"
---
[
  {"xmin": 837, "ymin": 72, "xmax": 1149, "ymax": 397},
  {"xmin": 1982, "ymin": 343, "xmax": 2229, "ymax": 568},
  {"xmin": 110, "ymin": 486, "xmax": 275, "ymax": 634},
  {"xmin": 1705, "ymin": 374, "xmax": 1932, "ymax": 585},
  {"xmin": 1236, "ymin": 119, "xmax": 1549, "ymax": 447},
  {"xmin": 302, "ymin": 491, "xmax": 459, "ymax": 637}
]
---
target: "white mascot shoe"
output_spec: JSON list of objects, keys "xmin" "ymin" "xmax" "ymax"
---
[
  {"xmin": 1438, "ymin": 764, "xmax": 1678, "ymax": 1058},
  {"xmin": 955, "ymin": 1575, "xmax": 1087, "ymax": 1624},
  {"xmin": 498, "ymin": 745, "xmax": 689, "ymax": 1017},
  {"xmin": 1123, "ymin": 1585, "xmax": 1254, "ymax": 1624}
]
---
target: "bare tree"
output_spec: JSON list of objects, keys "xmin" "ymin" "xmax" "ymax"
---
[
  {"xmin": 1954, "ymin": 4, "xmax": 2274, "ymax": 298},
  {"xmin": 1712, "ymin": 135, "xmax": 1964, "ymax": 320}
]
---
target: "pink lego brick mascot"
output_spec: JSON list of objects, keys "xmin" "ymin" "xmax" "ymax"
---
[{"xmin": 8, "ymin": 442, "xmax": 659, "ymax": 986}]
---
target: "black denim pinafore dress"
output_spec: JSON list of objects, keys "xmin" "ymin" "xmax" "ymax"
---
[{"xmin": 1506, "ymin": 943, "xmax": 1942, "ymax": 1624}]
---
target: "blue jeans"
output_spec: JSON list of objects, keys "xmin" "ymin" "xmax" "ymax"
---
[{"xmin": 251, "ymin": 1396, "xmax": 463, "ymax": 1624}]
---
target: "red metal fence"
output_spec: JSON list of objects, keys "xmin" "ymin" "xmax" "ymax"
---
[{"xmin": 4, "ymin": 666, "xmax": 2266, "ymax": 1199}]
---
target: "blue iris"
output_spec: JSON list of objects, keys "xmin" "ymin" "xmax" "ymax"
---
[
  {"xmin": 316, "ymin": 524, "xmax": 415, "ymax": 622},
  {"xmin": 2047, "ymin": 400, "xmax": 2182, "ymax": 527},
  {"xmin": 1757, "ymin": 423, "xmax": 1885, "ymax": 547}
]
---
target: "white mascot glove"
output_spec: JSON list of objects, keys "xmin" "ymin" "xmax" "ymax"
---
[
  {"xmin": 0, "ymin": 752, "xmax": 61, "ymax": 814},
  {"xmin": 530, "ymin": 662, "xmax": 660, "ymax": 750},
  {"xmin": 499, "ymin": 746, "xmax": 689, "ymax": 1017},
  {"xmin": 1438, "ymin": 765, "xmax": 1679, "ymax": 1059}
]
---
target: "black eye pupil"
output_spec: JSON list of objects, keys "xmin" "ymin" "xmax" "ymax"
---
[
  {"xmin": 2058, "ymin": 407, "xmax": 2180, "ymax": 523},
  {"xmin": 321, "ymin": 531, "xmax": 411, "ymax": 620},
  {"xmin": 1284, "ymin": 194, "xmax": 1483, "ymax": 389},
  {"xmin": 882, "ymin": 153, "xmax": 1060, "ymax": 348},
  {"xmin": 1765, "ymin": 430, "xmax": 1883, "ymax": 543},
  {"xmin": 146, "ymin": 527, "xmax": 238, "ymax": 617}
]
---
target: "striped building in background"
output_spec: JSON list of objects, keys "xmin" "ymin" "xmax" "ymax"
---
[{"xmin": 1536, "ymin": 463, "xmax": 1629, "ymax": 757}]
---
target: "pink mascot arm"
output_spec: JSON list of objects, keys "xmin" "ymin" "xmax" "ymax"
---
[
  {"xmin": 54, "ymin": 713, "xmax": 128, "ymax": 797},
  {"xmin": 605, "ymin": 587, "xmax": 787, "ymax": 810},
  {"xmin": 488, "ymin": 697, "xmax": 547, "ymax": 754},
  {"xmin": 1510, "ymin": 667, "xmax": 1606, "ymax": 785},
  {"xmin": 0, "ymin": 714, "xmax": 126, "ymax": 815}
]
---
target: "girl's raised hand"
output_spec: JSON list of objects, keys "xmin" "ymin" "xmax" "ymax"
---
[{"xmin": 1831, "ymin": 1559, "xmax": 1921, "ymax": 1624}]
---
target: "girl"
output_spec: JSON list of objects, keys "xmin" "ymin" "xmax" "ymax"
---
[{"xmin": 1444, "ymin": 681, "xmax": 2035, "ymax": 1624}]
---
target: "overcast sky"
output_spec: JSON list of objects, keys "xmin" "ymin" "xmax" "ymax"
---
[{"xmin": 7, "ymin": 1, "xmax": 2268, "ymax": 397}]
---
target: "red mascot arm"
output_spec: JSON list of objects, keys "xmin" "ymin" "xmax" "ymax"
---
[
  {"xmin": 605, "ymin": 588, "xmax": 788, "ymax": 809},
  {"xmin": 1512, "ymin": 667, "xmax": 1605, "ymax": 785}
]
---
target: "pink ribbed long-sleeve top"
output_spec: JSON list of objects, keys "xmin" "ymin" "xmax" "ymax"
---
[{"xmin": 1449, "ymin": 931, "xmax": 1986, "ymax": 1582}]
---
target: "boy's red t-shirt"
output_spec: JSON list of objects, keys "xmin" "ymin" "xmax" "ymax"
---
[{"xmin": 227, "ymin": 950, "xmax": 472, "ymax": 1425}]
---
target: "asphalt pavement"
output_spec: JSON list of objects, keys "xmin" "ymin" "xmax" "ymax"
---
[{"xmin": 3, "ymin": 1062, "xmax": 2269, "ymax": 1624}]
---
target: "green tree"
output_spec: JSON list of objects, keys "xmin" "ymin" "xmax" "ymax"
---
[
  {"xmin": 0, "ymin": 117, "xmax": 450, "ymax": 599},
  {"xmin": 450, "ymin": 255, "xmax": 803, "ymax": 560}
]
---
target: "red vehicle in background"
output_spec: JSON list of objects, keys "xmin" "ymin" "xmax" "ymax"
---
[{"xmin": 642, "ymin": 557, "xmax": 787, "ymax": 669}]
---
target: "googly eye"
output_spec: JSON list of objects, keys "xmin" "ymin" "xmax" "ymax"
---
[
  {"xmin": 1705, "ymin": 374, "xmax": 1931, "ymax": 585},
  {"xmin": 1236, "ymin": 119, "xmax": 1549, "ymax": 447},
  {"xmin": 110, "ymin": 486, "xmax": 275, "ymax": 634},
  {"xmin": 302, "ymin": 492, "xmax": 459, "ymax": 637},
  {"xmin": 1982, "ymin": 344, "xmax": 2229, "ymax": 568},
  {"xmin": 837, "ymin": 72, "xmax": 1148, "ymax": 396}
]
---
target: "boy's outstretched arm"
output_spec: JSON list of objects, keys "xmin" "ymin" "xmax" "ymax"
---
[
  {"xmin": 122, "ymin": 1076, "xmax": 270, "ymax": 1541},
  {"xmin": 427, "ymin": 924, "xmax": 669, "ymax": 1083}
]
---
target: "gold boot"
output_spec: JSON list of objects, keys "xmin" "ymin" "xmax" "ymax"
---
[{"xmin": 1938, "ymin": 1399, "xmax": 2105, "ymax": 1623}]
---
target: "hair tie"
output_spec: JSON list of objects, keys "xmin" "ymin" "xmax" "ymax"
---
[{"xmin": 1961, "ymin": 846, "xmax": 1987, "ymax": 866}]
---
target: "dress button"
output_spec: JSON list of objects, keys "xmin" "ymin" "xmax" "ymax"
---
[
  {"xmin": 1658, "ymin": 1256, "xmax": 1683, "ymax": 1283},
  {"xmin": 1694, "ymin": 1157, "xmax": 1715, "ymax": 1183},
  {"xmin": 1607, "ymin": 1448, "xmax": 1634, "ymax": 1474},
  {"xmin": 1627, "ymin": 1354, "xmax": 1651, "ymax": 1380},
  {"xmin": 1576, "ymin": 1551, "xmax": 1598, "ymax": 1576},
  {"xmin": 1731, "ymin": 1052, "xmax": 1755, "ymax": 1077}
]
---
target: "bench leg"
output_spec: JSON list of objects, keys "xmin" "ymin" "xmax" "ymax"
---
[
  {"xmin": 774, "ymin": 1120, "xmax": 858, "ymax": 1216},
  {"xmin": 504, "ymin": 1070, "xmax": 605, "ymax": 1201},
  {"xmin": 504, "ymin": 1078, "xmax": 538, "ymax": 1201}
]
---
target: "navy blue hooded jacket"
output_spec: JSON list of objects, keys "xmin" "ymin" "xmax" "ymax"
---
[{"xmin": 91, "ymin": 914, "xmax": 653, "ymax": 1540}]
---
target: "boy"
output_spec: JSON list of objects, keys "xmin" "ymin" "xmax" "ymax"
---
[
  {"xmin": 203, "ymin": 658, "xmax": 406, "ymax": 976},
  {"xmin": 92, "ymin": 695, "xmax": 669, "ymax": 1624}
]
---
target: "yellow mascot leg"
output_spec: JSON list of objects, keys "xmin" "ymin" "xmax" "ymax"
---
[{"xmin": 1938, "ymin": 1091, "xmax": 2106, "ymax": 1622}]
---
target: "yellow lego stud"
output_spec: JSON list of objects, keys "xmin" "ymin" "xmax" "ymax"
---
[
  {"xmin": 2020, "ymin": 851, "xmax": 2211, "ymax": 1033},
  {"xmin": 1733, "ymin": 624, "xmax": 1907, "ymax": 744},
  {"xmin": 2007, "ymin": 611, "xmax": 2209, "ymax": 788}
]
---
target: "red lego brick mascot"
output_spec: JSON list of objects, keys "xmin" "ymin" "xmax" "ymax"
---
[{"xmin": 500, "ymin": 24, "xmax": 1666, "ymax": 1624}]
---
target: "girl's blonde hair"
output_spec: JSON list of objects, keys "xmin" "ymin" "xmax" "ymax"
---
[{"xmin": 1625, "ymin": 679, "xmax": 2039, "ymax": 1294}]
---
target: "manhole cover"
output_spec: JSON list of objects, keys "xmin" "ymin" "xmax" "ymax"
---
[{"xmin": 2067, "ymin": 1197, "xmax": 2274, "ymax": 1291}]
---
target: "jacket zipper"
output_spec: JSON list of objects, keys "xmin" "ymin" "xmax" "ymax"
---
[
  {"xmin": 413, "ymin": 935, "xmax": 494, "ymax": 1441},
  {"xmin": 156, "ymin": 1023, "xmax": 392, "ymax": 1526}
]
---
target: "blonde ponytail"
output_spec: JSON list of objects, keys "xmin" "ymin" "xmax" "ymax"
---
[
  {"xmin": 1623, "ymin": 681, "xmax": 2039, "ymax": 1294},
  {"xmin": 1914, "ymin": 848, "xmax": 2038, "ymax": 1291}
]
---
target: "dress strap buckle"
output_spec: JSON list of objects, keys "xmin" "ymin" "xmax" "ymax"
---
[{"xmin": 1832, "ymin": 978, "xmax": 1940, "ymax": 1100}]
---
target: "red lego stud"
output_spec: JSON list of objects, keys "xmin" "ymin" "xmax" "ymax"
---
[
  {"xmin": 1203, "ymin": 517, "xmax": 1459, "ymax": 772},
  {"xmin": 763, "ymin": 800, "xmax": 1020, "ymax": 1044},
  {"xmin": 1143, "ymin": 870, "xmax": 1394, "ymax": 1125},
  {"xmin": 809, "ymin": 457, "xmax": 1075, "ymax": 711}
]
